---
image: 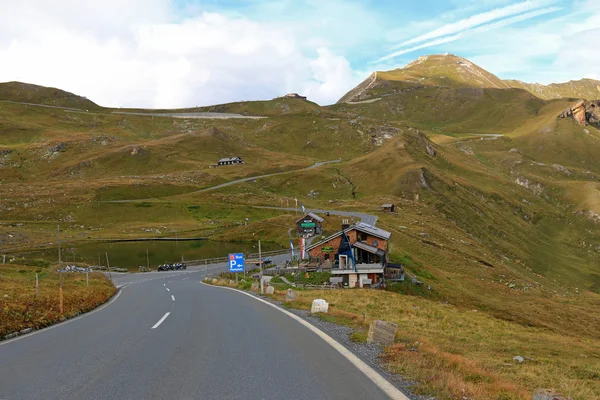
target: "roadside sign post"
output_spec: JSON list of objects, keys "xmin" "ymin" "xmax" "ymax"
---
[
  {"xmin": 259, "ymin": 240, "xmax": 264, "ymax": 294},
  {"xmin": 228, "ymin": 253, "xmax": 245, "ymax": 285}
]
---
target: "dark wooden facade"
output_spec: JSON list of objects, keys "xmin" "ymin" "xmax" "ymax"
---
[{"xmin": 296, "ymin": 212, "xmax": 323, "ymax": 236}]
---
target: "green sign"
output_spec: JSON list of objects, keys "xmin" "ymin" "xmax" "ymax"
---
[
  {"xmin": 301, "ymin": 222, "xmax": 316, "ymax": 228},
  {"xmin": 322, "ymin": 246, "xmax": 334, "ymax": 253}
]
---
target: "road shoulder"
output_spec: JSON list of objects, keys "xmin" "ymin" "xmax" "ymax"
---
[{"xmin": 201, "ymin": 281, "xmax": 427, "ymax": 400}]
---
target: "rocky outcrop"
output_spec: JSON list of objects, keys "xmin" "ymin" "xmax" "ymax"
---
[{"xmin": 559, "ymin": 99, "xmax": 600, "ymax": 128}]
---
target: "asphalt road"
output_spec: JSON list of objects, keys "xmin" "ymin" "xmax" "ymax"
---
[
  {"xmin": 112, "ymin": 111, "xmax": 266, "ymax": 119},
  {"xmin": 0, "ymin": 267, "xmax": 394, "ymax": 400}
]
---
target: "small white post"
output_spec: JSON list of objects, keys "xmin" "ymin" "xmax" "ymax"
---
[{"xmin": 35, "ymin": 273, "xmax": 39, "ymax": 297}]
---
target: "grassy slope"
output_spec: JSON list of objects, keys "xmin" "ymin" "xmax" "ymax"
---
[
  {"xmin": 2, "ymin": 77, "xmax": 600, "ymax": 399},
  {"xmin": 274, "ymin": 286, "xmax": 600, "ymax": 400},
  {"xmin": 506, "ymin": 78, "xmax": 600, "ymax": 101},
  {"xmin": 112, "ymin": 97, "xmax": 321, "ymax": 116},
  {"xmin": 0, "ymin": 81, "xmax": 101, "ymax": 110}
]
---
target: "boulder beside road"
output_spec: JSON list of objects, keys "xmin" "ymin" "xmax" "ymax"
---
[
  {"xmin": 310, "ymin": 299, "xmax": 329, "ymax": 314},
  {"xmin": 286, "ymin": 289, "xmax": 297, "ymax": 301},
  {"xmin": 366, "ymin": 320, "xmax": 398, "ymax": 346}
]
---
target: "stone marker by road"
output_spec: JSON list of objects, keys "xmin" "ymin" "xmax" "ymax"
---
[
  {"xmin": 286, "ymin": 289, "xmax": 297, "ymax": 301},
  {"xmin": 311, "ymin": 299, "xmax": 329, "ymax": 314},
  {"xmin": 266, "ymin": 286, "xmax": 275, "ymax": 295},
  {"xmin": 367, "ymin": 320, "xmax": 398, "ymax": 346},
  {"xmin": 251, "ymin": 281, "xmax": 259, "ymax": 291}
]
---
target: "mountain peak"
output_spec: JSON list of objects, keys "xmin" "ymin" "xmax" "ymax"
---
[{"xmin": 338, "ymin": 54, "xmax": 508, "ymax": 103}]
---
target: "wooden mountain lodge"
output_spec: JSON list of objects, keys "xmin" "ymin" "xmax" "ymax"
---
[
  {"xmin": 381, "ymin": 204, "xmax": 395, "ymax": 212},
  {"xmin": 306, "ymin": 222, "xmax": 393, "ymax": 288},
  {"xmin": 296, "ymin": 212, "xmax": 324, "ymax": 237}
]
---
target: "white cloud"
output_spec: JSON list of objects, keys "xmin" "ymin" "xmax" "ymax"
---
[
  {"xmin": 0, "ymin": 0, "xmax": 359, "ymax": 107},
  {"xmin": 303, "ymin": 48, "xmax": 359, "ymax": 103},
  {"xmin": 377, "ymin": 6, "xmax": 561, "ymax": 63},
  {"xmin": 389, "ymin": 0, "xmax": 557, "ymax": 49}
]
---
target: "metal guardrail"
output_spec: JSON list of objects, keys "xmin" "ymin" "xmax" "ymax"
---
[
  {"xmin": 263, "ymin": 267, "xmax": 305, "ymax": 276},
  {"xmin": 184, "ymin": 248, "xmax": 298, "ymax": 267},
  {"xmin": 186, "ymin": 256, "xmax": 229, "ymax": 265},
  {"xmin": 247, "ymin": 248, "xmax": 298, "ymax": 258}
]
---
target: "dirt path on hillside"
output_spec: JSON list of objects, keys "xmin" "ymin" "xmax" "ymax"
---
[{"xmin": 102, "ymin": 160, "xmax": 342, "ymax": 203}]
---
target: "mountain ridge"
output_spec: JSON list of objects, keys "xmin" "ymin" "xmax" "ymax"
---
[
  {"xmin": 0, "ymin": 81, "xmax": 100, "ymax": 110},
  {"xmin": 338, "ymin": 54, "xmax": 600, "ymax": 103}
]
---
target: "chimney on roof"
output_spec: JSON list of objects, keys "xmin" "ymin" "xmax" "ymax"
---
[{"xmin": 341, "ymin": 218, "xmax": 350, "ymax": 231}]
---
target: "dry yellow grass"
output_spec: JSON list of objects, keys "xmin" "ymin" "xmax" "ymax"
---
[
  {"xmin": 0, "ymin": 264, "xmax": 116, "ymax": 338},
  {"xmin": 274, "ymin": 288, "xmax": 600, "ymax": 400}
]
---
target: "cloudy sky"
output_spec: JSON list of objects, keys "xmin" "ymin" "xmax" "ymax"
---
[{"xmin": 0, "ymin": 0, "xmax": 598, "ymax": 108}]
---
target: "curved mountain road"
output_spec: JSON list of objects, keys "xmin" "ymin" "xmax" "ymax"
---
[
  {"xmin": 103, "ymin": 160, "xmax": 341, "ymax": 203},
  {"xmin": 0, "ymin": 267, "xmax": 405, "ymax": 400}
]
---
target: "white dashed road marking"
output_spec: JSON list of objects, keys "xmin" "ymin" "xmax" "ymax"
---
[
  {"xmin": 151, "ymin": 312, "xmax": 170, "ymax": 329},
  {"xmin": 171, "ymin": 295, "xmax": 175, "ymax": 301}
]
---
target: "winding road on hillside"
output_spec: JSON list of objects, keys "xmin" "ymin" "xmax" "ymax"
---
[
  {"xmin": 103, "ymin": 159, "xmax": 342, "ymax": 203},
  {"xmin": 0, "ymin": 262, "xmax": 406, "ymax": 400}
]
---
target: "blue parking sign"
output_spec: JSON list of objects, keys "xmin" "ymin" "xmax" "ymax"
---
[{"xmin": 228, "ymin": 253, "xmax": 245, "ymax": 273}]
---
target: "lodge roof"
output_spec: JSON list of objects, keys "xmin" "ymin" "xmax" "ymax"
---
[
  {"xmin": 296, "ymin": 212, "xmax": 324, "ymax": 224},
  {"xmin": 218, "ymin": 157, "xmax": 243, "ymax": 163},
  {"xmin": 306, "ymin": 221, "xmax": 391, "ymax": 251},
  {"xmin": 352, "ymin": 241, "xmax": 386, "ymax": 257}
]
